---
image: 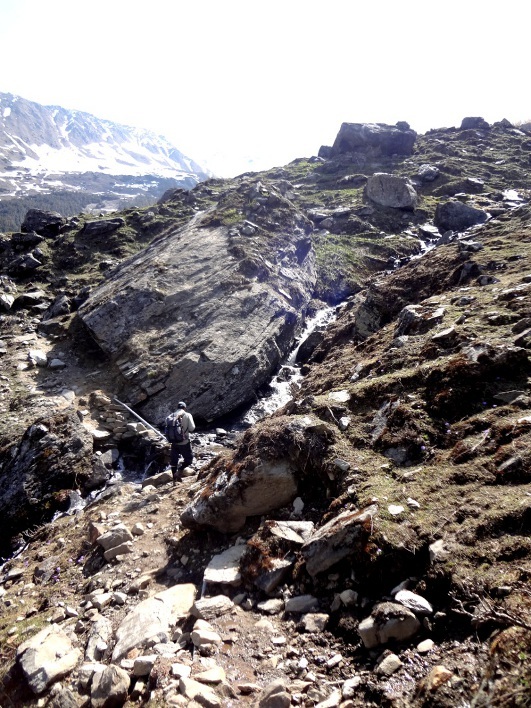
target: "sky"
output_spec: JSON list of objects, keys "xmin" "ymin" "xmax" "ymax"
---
[{"xmin": 0, "ymin": 0, "xmax": 529, "ymax": 177}]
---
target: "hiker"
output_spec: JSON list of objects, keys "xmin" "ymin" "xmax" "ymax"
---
[{"xmin": 164, "ymin": 401, "xmax": 195, "ymax": 482}]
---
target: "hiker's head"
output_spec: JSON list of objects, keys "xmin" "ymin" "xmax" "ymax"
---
[{"xmin": 177, "ymin": 401, "xmax": 187, "ymax": 410}]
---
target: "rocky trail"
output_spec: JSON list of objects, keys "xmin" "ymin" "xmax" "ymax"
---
[{"xmin": 1, "ymin": 118, "xmax": 531, "ymax": 707}]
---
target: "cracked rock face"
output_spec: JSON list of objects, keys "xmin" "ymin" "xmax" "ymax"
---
[{"xmin": 78, "ymin": 203, "xmax": 316, "ymax": 424}]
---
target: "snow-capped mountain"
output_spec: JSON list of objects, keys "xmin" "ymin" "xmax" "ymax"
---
[{"xmin": 0, "ymin": 92, "xmax": 210, "ymax": 228}]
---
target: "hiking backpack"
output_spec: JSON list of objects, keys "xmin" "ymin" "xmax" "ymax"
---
[{"xmin": 165, "ymin": 412, "xmax": 185, "ymax": 443}]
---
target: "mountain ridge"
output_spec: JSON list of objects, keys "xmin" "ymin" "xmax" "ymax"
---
[{"xmin": 0, "ymin": 91, "xmax": 210, "ymax": 229}]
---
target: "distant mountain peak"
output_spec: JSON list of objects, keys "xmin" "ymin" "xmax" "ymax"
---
[{"xmin": 0, "ymin": 92, "xmax": 210, "ymax": 226}]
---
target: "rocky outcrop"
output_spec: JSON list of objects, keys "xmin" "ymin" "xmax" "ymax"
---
[
  {"xmin": 0, "ymin": 411, "xmax": 94, "ymax": 550},
  {"xmin": 329, "ymin": 122, "xmax": 417, "ymax": 157},
  {"xmin": 20, "ymin": 209, "xmax": 67, "ymax": 237},
  {"xmin": 78, "ymin": 184, "xmax": 316, "ymax": 423},
  {"xmin": 181, "ymin": 415, "xmax": 334, "ymax": 532}
]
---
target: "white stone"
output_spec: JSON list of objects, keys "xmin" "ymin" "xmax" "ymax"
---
[
  {"xmin": 395, "ymin": 589, "xmax": 433, "ymax": 615},
  {"xmin": 376, "ymin": 653, "xmax": 402, "ymax": 675},
  {"xmin": 203, "ymin": 545, "xmax": 246, "ymax": 587},
  {"xmin": 328, "ymin": 390, "xmax": 350, "ymax": 403},
  {"xmin": 388, "ymin": 504, "xmax": 405, "ymax": 515},
  {"xmin": 417, "ymin": 638, "xmax": 435, "ymax": 653},
  {"xmin": 192, "ymin": 595, "xmax": 234, "ymax": 620}
]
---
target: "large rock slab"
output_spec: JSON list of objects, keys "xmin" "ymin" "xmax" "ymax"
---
[
  {"xmin": 330, "ymin": 122, "xmax": 417, "ymax": 157},
  {"xmin": 182, "ymin": 415, "xmax": 333, "ymax": 532},
  {"xmin": 78, "ymin": 186, "xmax": 315, "ymax": 423},
  {"xmin": 111, "ymin": 583, "xmax": 196, "ymax": 660},
  {"xmin": 182, "ymin": 458, "xmax": 298, "ymax": 533},
  {"xmin": 17, "ymin": 625, "xmax": 81, "ymax": 695}
]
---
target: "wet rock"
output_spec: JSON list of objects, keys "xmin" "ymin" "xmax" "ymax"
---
[
  {"xmin": 142, "ymin": 469, "xmax": 173, "ymax": 488},
  {"xmin": 78, "ymin": 202, "xmax": 315, "ymax": 423},
  {"xmin": 112, "ymin": 583, "xmax": 196, "ymax": 661},
  {"xmin": 90, "ymin": 664, "xmax": 130, "ymax": 708},
  {"xmin": 16, "ymin": 624, "xmax": 81, "ymax": 695},
  {"xmin": 358, "ymin": 602, "xmax": 421, "ymax": 648},
  {"xmin": 301, "ymin": 504, "xmax": 377, "ymax": 576},
  {"xmin": 0, "ymin": 411, "xmax": 93, "ymax": 543}
]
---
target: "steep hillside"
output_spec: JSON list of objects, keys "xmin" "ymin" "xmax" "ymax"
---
[
  {"xmin": 0, "ymin": 118, "xmax": 530, "ymax": 707},
  {"xmin": 0, "ymin": 92, "xmax": 210, "ymax": 230}
]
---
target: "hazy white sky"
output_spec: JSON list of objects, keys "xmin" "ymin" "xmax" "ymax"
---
[{"xmin": 1, "ymin": 0, "xmax": 529, "ymax": 176}]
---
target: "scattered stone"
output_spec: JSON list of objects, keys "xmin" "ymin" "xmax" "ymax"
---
[
  {"xmin": 195, "ymin": 665, "xmax": 226, "ymax": 684},
  {"xmin": 342, "ymin": 676, "xmax": 362, "ymax": 699},
  {"xmin": 420, "ymin": 665, "xmax": 454, "ymax": 692},
  {"xmin": 179, "ymin": 676, "xmax": 221, "ymax": 707},
  {"xmin": 301, "ymin": 504, "xmax": 378, "ymax": 576},
  {"xmin": 302, "ymin": 613, "xmax": 329, "ymax": 632},
  {"xmin": 256, "ymin": 677, "xmax": 291, "ymax": 708},
  {"xmin": 395, "ymin": 589, "xmax": 433, "ymax": 615},
  {"xmin": 257, "ymin": 598, "xmax": 285, "ymax": 615},
  {"xmin": 417, "ymin": 639, "xmax": 435, "ymax": 653},
  {"xmin": 133, "ymin": 654, "xmax": 158, "ymax": 676},
  {"xmin": 388, "ymin": 504, "xmax": 404, "ymax": 516},
  {"xmin": 429, "ymin": 539, "xmax": 450, "ymax": 563},
  {"xmin": 203, "ymin": 545, "xmax": 246, "ymax": 587},
  {"xmin": 285, "ymin": 595, "xmax": 319, "ymax": 613},
  {"xmin": 376, "ymin": 652, "xmax": 403, "ymax": 676},
  {"xmin": 358, "ymin": 602, "xmax": 421, "ymax": 648},
  {"xmin": 96, "ymin": 524, "xmax": 133, "ymax": 551},
  {"xmin": 191, "ymin": 595, "xmax": 234, "ymax": 620}
]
